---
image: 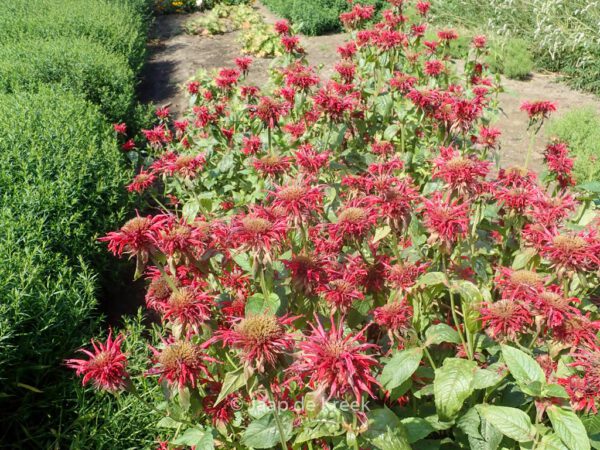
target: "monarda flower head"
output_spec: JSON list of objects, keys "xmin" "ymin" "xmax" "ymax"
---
[
  {"xmin": 100, "ymin": 215, "xmax": 166, "ymax": 273},
  {"xmin": 66, "ymin": 331, "xmax": 129, "ymax": 392},
  {"xmin": 213, "ymin": 314, "xmax": 297, "ymax": 373},
  {"xmin": 329, "ymin": 197, "xmax": 379, "ymax": 241},
  {"xmin": 421, "ymin": 192, "xmax": 470, "ymax": 249},
  {"xmin": 525, "ymin": 226, "xmax": 600, "ymax": 275},
  {"xmin": 480, "ymin": 299, "xmax": 532, "ymax": 342},
  {"xmin": 432, "ymin": 146, "xmax": 490, "ymax": 195},
  {"xmin": 154, "ymin": 215, "xmax": 210, "ymax": 258},
  {"xmin": 270, "ymin": 181, "xmax": 323, "ymax": 221},
  {"xmin": 494, "ymin": 267, "xmax": 545, "ymax": 301},
  {"xmin": 373, "ymin": 299, "xmax": 413, "ymax": 339},
  {"xmin": 229, "ymin": 209, "xmax": 287, "ymax": 261},
  {"xmin": 520, "ymin": 100, "xmax": 557, "ymax": 121},
  {"xmin": 163, "ymin": 286, "xmax": 214, "ymax": 328},
  {"xmin": 249, "ymin": 96, "xmax": 285, "ymax": 129},
  {"xmin": 289, "ymin": 317, "xmax": 379, "ymax": 405},
  {"xmin": 149, "ymin": 339, "xmax": 216, "ymax": 388},
  {"xmin": 252, "ymin": 154, "xmax": 292, "ymax": 177},
  {"xmin": 544, "ymin": 141, "xmax": 575, "ymax": 188},
  {"xmin": 127, "ymin": 170, "xmax": 156, "ymax": 193},
  {"xmin": 385, "ymin": 260, "xmax": 429, "ymax": 292},
  {"xmin": 559, "ymin": 375, "xmax": 599, "ymax": 414}
]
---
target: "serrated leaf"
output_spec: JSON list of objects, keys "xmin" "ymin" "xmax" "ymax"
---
[
  {"xmin": 547, "ymin": 405, "xmax": 591, "ymax": 450},
  {"xmin": 383, "ymin": 124, "xmax": 399, "ymax": 141},
  {"xmin": 539, "ymin": 433, "xmax": 569, "ymax": 450},
  {"xmin": 365, "ymin": 408, "xmax": 411, "ymax": 450},
  {"xmin": 501, "ymin": 345, "xmax": 546, "ymax": 387},
  {"xmin": 512, "ymin": 248, "xmax": 537, "ymax": 270},
  {"xmin": 434, "ymin": 358, "xmax": 477, "ymax": 420},
  {"xmin": 373, "ymin": 225, "xmax": 391, "ymax": 243},
  {"xmin": 245, "ymin": 292, "xmax": 280, "ymax": 315},
  {"xmin": 478, "ymin": 405, "xmax": 536, "ymax": 443},
  {"xmin": 452, "ymin": 280, "xmax": 483, "ymax": 333},
  {"xmin": 418, "ymin": 272, "xmax": 448, "ymax": 287},
  {"xmin": 425, "ymin": 323, "xmax": 460, "ymax": 345},
  {"xmin": 401, "ymin": 417, "xmax": 435, "ymax": 443},
  {"xmin": 182, "ymin": 199, "xmax": 200, "ymax": 223},
  {"xmin": 215, "ymin": 367, "xmax": 245, "ymax": 405},
  {"xmin": 242, "ymin": 412, "xmax": 293, "ymax": 449},
  {"xmin": 172, "ymin": 427, "xmax": 214, "ymax": 449},
  {"xmin": 379, "ymin": 347, "xmax": 423, "ymax": 391},
  {"xmin": 472, "ymin": 368, "xmax": 504, "ymax": 389}
]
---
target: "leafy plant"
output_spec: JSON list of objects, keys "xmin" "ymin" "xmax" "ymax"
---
[
  {"xmin": 73, "ymin": 2, "xmax": 600, "ymax": 449},
  {"xmin": 487, "ymin": 37, "xmax": 534, "ymax": 80},
  {"xmin": 547, "ymin": 107, "xmax": 600, "ymax": 184}
]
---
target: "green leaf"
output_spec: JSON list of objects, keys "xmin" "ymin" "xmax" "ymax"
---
[
  {"xmin": 418, "ymin": 272, "xmax": 448, "ymax": 287},
  {"xmin": 232, "ymin": 252, "xmax": 252, "ymax": 272},
  {"xmin": 383, "ymin": 124, "xmax": 399, "ymax": 141},
  {"xmin": 452, "ymin": 280, "xmax": 483, "ymax": 333},
  {"xmin": 512, "ymin": 248, "xmax": 537, "ymax": 270},
  {"xmin": 547, "ymin": 405, "xmax": 591, "ymax": 450},
  {"xmin": 241, "ymin": 411, "xmax": 294, "ymax": 449},
  {"xmin": 478, "ymin": 405, "xmax": 536, "ymax": 443},
  {"xmin": 182, "ymin": 199, "xmax": 200, "ymax": 223},
  {"xmin": 401, "ymin": 417, "xmax": 435, "ymax": 443},
  {"xmin": 501, "ymin": 345, "xmax": 546, "ymax": 387},
  {"xmin": 539, "ymin": 433, "xmax": 569, "ymax": 450},
  {"xmin": 365, "ymin": 407, "xmax": 411, "ymax": 450},
  {"xmin": 542, "ymin": 384, "xmax": 570, "ymax": 399},
  {"xmin": 472, "ymin": 368, "xmax": 504, "ymax": 390},
  {"xmin": 172, "ymin": 427, "xmax": 214, "ymax": 449},
  {"xmin": 434, "ymin": 358, "xmax": 477, "ymax": 421},
  {"xmin": 215, "ymin": 367, "xmax": 246, "ymax": 405},
  {"xmin": 245, "ymin": 292, "xmax": 280, "ymax": 315},
  {"xmin": 379, "ymin": 347, "xmax": 423, "ymax": 391},
  {"xmin": 294, "ymin": 403, "xmax": 344, "ymax": 444},
  {"xmin": 425, "ymin": 323, "xmax": 460, "ymax": 345},
  {"xmin": 373, "ymin": 225, "xmax": 391, "ymax": 243},
  {"xmin": 156, "ymin": 416, "xmax": 182, "ymax": 429}
]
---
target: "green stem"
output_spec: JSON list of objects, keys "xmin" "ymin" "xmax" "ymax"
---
[
  {"xmin": 265, "ymin": 385, "xmax": 288, "ymax": 450},
  {"xmin": 524, "ymin": 128, "xmax": 536, "ymax": 170},
  {"xmin": 442, "ymin": 257, "xmax": 472, "ymax": 360}
]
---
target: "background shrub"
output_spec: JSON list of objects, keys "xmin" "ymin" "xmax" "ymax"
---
[
  {"xmin": 486, "ymin": 38, "xmax": 533, "ymax": 80},
  {"xmin": 431, "ymin": 0, "xmax": 600, "ymax": 94},
  {"xmin": 547, "ymin": 107, "xmax": 600, "ymax": 184},
  {"xmin": 262, "ymin": 0, "xmax": 387, "ymax": 35},
  {"xmin": 0, "ymin": 37, "xmax": 135, "ymax": 121}
]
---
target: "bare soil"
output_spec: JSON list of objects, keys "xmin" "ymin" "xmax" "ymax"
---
[{"xmin": 138, "ymin": 3, "xmax": 600, "ymax": 170}]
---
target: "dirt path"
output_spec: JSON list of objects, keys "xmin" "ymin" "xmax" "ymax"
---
[{"xmin": 139, "ymin": 4, "xmax": 600, "ymax": 170}]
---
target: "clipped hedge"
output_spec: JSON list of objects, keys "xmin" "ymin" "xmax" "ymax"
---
[
  {"xmin": 0, "ymin": 89, "xmax": 131, "ymax": 446},
  {"xmin": 0, "ymin": 37, "xmax": 135, "ymax": 121},
  {"xmin": 0, "ymin": 0, "xmax": 151, "ymax": 73}
]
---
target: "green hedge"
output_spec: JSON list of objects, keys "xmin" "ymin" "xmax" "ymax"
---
[
  {"xmin": 0, "ymin": 37, "xmax": 135, "ymax": 121},
  {"xmin": 262, "ymin": 0, "xmax": 386, "ymax": 36},
  {"xmin": 0, "ymin": 90, "xmax": 131, "ymax": 447},
  {"xmin": 0, "ymin": 0, "xmax": 151, "ymax": 73}
]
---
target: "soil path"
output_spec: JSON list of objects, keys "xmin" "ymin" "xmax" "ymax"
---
[{"xmin": 139, "ymin": 3, "xmax": 600, "ymax": 170}]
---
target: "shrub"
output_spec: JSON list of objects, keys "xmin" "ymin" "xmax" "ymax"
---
[
  {"xmin": 0, "ymin": 89, "xmax": 132, "ymax": 446},
  {"xmin": 262, "ymin": 0, "xmax": 386, "ymax": 35},
  {"xmin": 431, "ymin": 0, "xmax": 600, "ymax": 94},
  {"xmin": 547, "ymin": 107, "xmax": 600, "ymax": 184},
  {"xmin": 0, "ymin": 37, "xmax": 135, "ymax": 121},
  {"xmin": 75, "ymin": 3, "xmax": 599, "ymax": 449},
  {"xmin": 487, "ymin": 38, "xmax": 533, "ymax": 80}
]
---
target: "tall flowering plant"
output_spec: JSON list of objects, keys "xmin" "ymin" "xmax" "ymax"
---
[{"xmin": 75, "ymin": 2, "xmax": 600, "ymax": 449}]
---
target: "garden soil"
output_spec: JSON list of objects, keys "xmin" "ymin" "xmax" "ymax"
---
[{"xmin": 139, "ymin": 2, "xmax": 600, "ymax": 172}]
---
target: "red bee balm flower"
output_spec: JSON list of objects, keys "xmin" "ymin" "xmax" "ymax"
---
[
  {"xmin": 520, "ymin": 100, "xmax": 557, "ymax": 121},
  {"xmin": 290, "ymin": 317, "xmax": 379, "ymax": 405},
  {"xmin": 480, "ymin": 299, "xmax": 532, "ymax": 341},
  {"xmin": 149, "ymin": 340, "xmax": 216, "ymax": 388},
  {"xmin": 100, "ymin": 215, "xmax": 165, "ymax": 264},
  {"xmin": 66, "ymin": 332, "xmax": 129, "ymax": 392},
  {"xmin": 214, "ymin": 314, "xmax": 297, "ymax": 373},
  {"xmin": 163, "ymin": 286, "xmax": 214, "ymax": 328},
  {"xmin": 421, "ymin": 192, "xmax": 470, "ymax": 247}
]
